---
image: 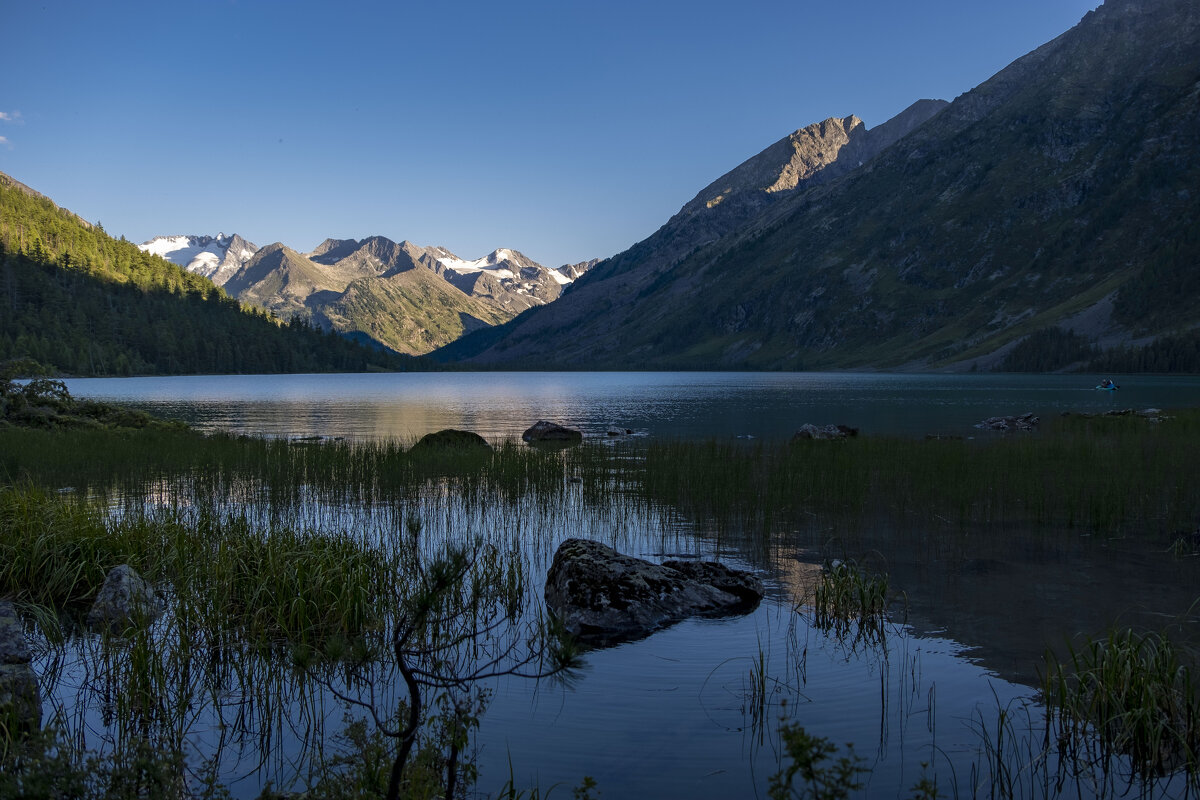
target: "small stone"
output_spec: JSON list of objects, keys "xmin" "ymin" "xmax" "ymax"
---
[{"xmin": 87, "ymin": 565, "xmax": 165, "ymax": 633}]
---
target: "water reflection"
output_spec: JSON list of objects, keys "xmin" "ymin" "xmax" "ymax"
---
[{"xmin": 64, "ymin": 371, "xmax": 1200, "ymax": 441}]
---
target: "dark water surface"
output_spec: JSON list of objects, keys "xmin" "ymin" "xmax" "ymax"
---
[
  {"xmin": 63, "ymin": 371, "xmax": 1200, "ymax": 441},
  {"xmin": 56, "ymin": 372, "xmax": 1200, "ymax": 797}
]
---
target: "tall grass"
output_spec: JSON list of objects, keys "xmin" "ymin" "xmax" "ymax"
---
[
  {"xmin": 2, "ymin": 414, "xmax": 1198, "ymax": 797},
  {"xmin": 627, "ymin": 409, "xmax": 1200, "ymax": 540},
  {"xmin": 1044, "ymin": 628, "xmax": 1200, "ymax": 786},
  {"xmin": 810, "ymin": 560, "xmax": 890, "ymax": 644}
]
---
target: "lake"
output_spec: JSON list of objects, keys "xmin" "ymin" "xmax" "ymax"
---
[
  {"xmin": 49, "ymin": 371, "xmax": 1200, "ymax": 798},
  {"xmin": 62, "ymin": 370, "xmax": 1200, "ymax": 441}
]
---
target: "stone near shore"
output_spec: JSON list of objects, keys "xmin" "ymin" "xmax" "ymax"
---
[
  {"xmin": 522, "ymin": 420, "xmax": 583, "ymax": 444},
  {"xmin": 86, "ymin": 564, "xmax": 165, "ymax": 633},
  {"xmin": 0, "ymin": 599, "xmax": 41, "ymax": 733},
  {"xmin": 792, "ymin": 423, "xmax": 858, "ymax": 441},
  {"xmin": 410, "ymin": 428, "xmax": 493, "ymax": 453},
  {"xmin": 975, "ymin": 412, "xmax": 1039, "ymax": 432},
  {"xmin": 544, "ymin": 539, "xmax": 763, "ymax": 646}
]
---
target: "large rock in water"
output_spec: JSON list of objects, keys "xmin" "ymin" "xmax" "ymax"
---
[
  {"xmin": 409, "ymin": 428, "xmax": 493, "ymax": 453},
  {"xmin": 0, "ymin": 599, "xmax": 41, "ymax": 733},
  {"xmin": 86, "ymin": 565, "xmax": 165, "ymax": 633},
  {"xmin": 522, "ymin": 420, "xmax": 583, "ymax": 443},
  {"xmin": 544, "ymin": 539, "xmax": 763, "ymax": 646}
]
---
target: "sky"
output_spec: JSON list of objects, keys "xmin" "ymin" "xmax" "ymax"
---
[{"xmin": 2, "ymin": 0, "xmax": 1101, "ymax": 268}]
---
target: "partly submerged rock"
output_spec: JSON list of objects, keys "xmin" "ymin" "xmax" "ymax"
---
[
  {"xmin": 86, "ymin": 565, "xmax": 165, "ymax": 633},
  {"xmin": 410, "ymin": 428, "xmax": 493, "ymax": 453},
  {"xmin": 0, "ymin": 600, "xmax": 40, "ymax": 733},
  {"xmin": 791, "ymin": 423, "xmax": 859, "ymax": 441},
  {"xmin": 522, "ymin": 420, "xmax": 583, "ymax": 444},
  {"xmin": 975, "ymin": 412, "xmax": 1039, "ymax": 432},
  {"xmin": 544, "ymin": 539, "xmax": 762, "ymax": 646}
]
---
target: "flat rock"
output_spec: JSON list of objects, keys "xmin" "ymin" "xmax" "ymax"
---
[
  {"xmin": 522, "ymin": 420, "xmax": 583, "ymax": 444},
  {"xmin": 544, "ymin": 539, "xmax": 762, "ymax": 646},
  {"xmin": 86, "ymin": 564, "xmax": 165, "ymax": 633}
]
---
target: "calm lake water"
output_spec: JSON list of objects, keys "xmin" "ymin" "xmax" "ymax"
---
[
  {"xmin": 53, "ymin": 372, "xmax": 1200, "ymax": 798},
  {"xmin": 63, "ymin": 370, "xmax": 1200, "ymax": 441}
]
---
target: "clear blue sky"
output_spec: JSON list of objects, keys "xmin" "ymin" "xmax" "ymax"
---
[{"xmin": 2, "ymin": 0, "xmax": 1099, "ymax": 267}]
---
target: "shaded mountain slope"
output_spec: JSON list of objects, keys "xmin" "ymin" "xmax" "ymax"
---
[
  {"xmin": 440, "ymin": 0, "xmax": 1199, "ymax": 370},
  {"xmin": 0, "ymin": 171, "xmax": 421, "ymax": 375}
]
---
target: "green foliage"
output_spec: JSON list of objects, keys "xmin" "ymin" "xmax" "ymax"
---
[
  {"xmin": 998, "ymin": 328, "xmax": 1097, "ymax": 373},
  {"xmin": 1089, "ymin": 329, "xmax": 1200, "ymax": 374},
  {"xmin": 0, "ymin": 361, "xmax": 174, "ymax": 429},
  {"xmin": 1044, "ymin": 629, "xmax": 1200, "ymax": 781},
  {"xmin": 769, "ymin": 724, "xmax": 866, "ymax": 800},
  {"xmin": 811, "ymin": 560, "xmax": 890, "ymax": 643},
  {"xmin": 0, "ymin": 726, "xmax": 231, "ymax": 800},
  {"xmin": 0, "ymin": 176, "xmax": 426, "ymax": 375}
]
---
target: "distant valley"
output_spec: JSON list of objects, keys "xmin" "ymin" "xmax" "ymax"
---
[{"xmin": 140, "ymin": 234, "xmax": 597, "ymax": 355}]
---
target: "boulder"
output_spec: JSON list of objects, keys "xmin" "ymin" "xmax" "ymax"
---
[
  {"xmin": 0, "ymin": 600, "xmax": 40, "ymax": 733},
  {"xmin": 522, "ymin": 420, "xmax": 583, "ymax": 444},
  {"xmin": 662, "ymin": 559, "xmax": 765, "ymax": 604},
  {"xmin": 792, "ymin": 423, "xmax": 859, "ymax": 441},
  {"xmin": 86, "ymin": 565, "xmax": 165, "ymax": 633},
  {"xmin": 975, "ymin": 412, "xmax": 1039, "ymax": 431},
  {"xmin": 410, "ymin": 428, "xmax": 493, "ymax": 453},
  {"xmin": 0, "ymin": 600, "xmax": 31, "ymax": 665},
  {"xmin": 544, "ymin": 539, "xmax": 762, "ymax": 646}
]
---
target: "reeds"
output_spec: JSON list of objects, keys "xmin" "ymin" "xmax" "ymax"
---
[
  {"xmin": 2, "ymin": 412, "xmax": 1198, "ymax": 797},
  {"xmin": 625, "ymin": 409, "xmax": 1200, "ymax": 540},
  {"xmin": 1044, "ymin": 628, "xmax": 1200, "ymax": 787},
  {"xmin": 810, "ymin": 560, "xmax": 890, "ymax": 643}
]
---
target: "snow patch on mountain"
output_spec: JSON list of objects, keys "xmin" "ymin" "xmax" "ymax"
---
[
  {"xmin": 437, "ymin": 248, "xmax": 575, "ymax": 286},
  {"xmin": 139, "ymin": 233, "xmax": 259, "ymax": 286}
]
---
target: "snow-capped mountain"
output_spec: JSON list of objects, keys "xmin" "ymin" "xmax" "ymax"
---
[
  {"xmin": 432, "ymin": 248, "xmax": 583, "ymax": 311},
  {"xmin": 139, "ymin": 233, "xmax": 259, "ymax": 287},
  {"xmin": 138, "ymin": 232, "xmax": 596, "ymax": 355}
]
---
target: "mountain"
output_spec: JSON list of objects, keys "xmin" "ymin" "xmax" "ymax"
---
[
  {"xmin": 438, "ymin": 0, "xmax": 1200, "ymax": 371},
  {"xmin": 141, "ymin": 234, "xmax": 594, "ymax": 355},
  {"xmin": 140, "ymin": 233, "xmax": 259, "ymax": 286},
  {"xmin": 0, "ymin": 171, "xmax": 422, "ymax": 376}
]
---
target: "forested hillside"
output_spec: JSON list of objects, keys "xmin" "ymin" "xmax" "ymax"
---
[{"xmin": 0, "ymin": 173, "xmax": 422, "ymax": 375}]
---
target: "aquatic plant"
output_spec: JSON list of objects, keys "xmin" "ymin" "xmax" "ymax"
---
[
  {"xmin": 1044, "ymin": 628, "xmax": 1200, "ymax": 786},
  {"xmin": 810, "ymin": 559, "xmax": 890, "ymax": 644}
]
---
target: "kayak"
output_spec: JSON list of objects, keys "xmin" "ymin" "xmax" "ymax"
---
[{"xmin": 1095, "ymin": 384, "xmax": 1119, "ymax": 391}]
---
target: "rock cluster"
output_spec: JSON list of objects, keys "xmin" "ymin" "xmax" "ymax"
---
[
  {"xmin": 792, "ymin": 423, "xmax": 858, "ymax": 441},
  {"xmin": 975, "ymin": 413, "xmax": 1039, "ymax": 431},
  {"xmin": 1062, "ymin": 408, "xmax": 1168, "ymax": 423},
  {"xmin": 0, "ymin": 600, "xmax": 40, "ymax": 733},
  {"xmin": 544, "ymin": 539, "xmax": 763, "ymax": 646}
]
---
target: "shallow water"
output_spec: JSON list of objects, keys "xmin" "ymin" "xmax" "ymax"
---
[
  {"xmin": 64, "ymin": 371, "xmax": 1200, "ymax": 441},
  {"xmin": 39, "ymin": 372, "xmax": 1200, "ymax": 797}
]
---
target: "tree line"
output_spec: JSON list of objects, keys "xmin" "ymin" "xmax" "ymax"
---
[{"xmin": 0, "ymin": 177, "xmax": 426, "ymax": 376}]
